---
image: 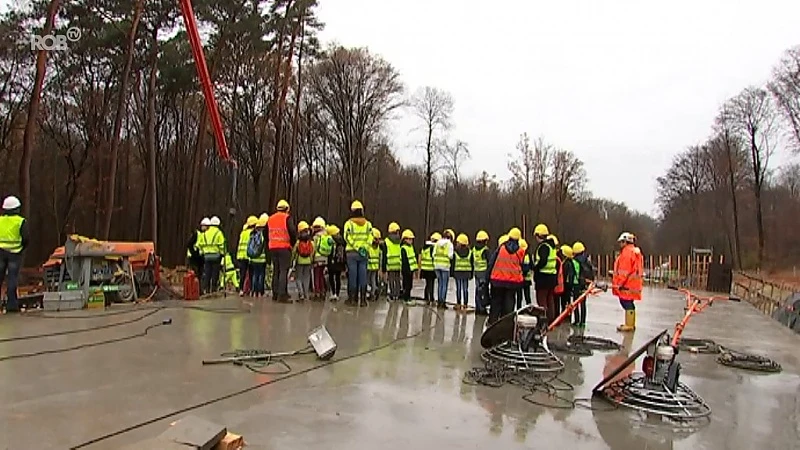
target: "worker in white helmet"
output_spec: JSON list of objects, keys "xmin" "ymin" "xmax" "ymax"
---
[
  {"xmin": 198, "ymin": 216, "xmax": 226, "ymax": 294},
  {"xmin": 0, "ymin": 196, "xmax": 29, "ymax": 313}
]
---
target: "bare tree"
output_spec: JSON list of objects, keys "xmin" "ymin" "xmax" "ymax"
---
[
  {"xmin": 656, "ymin": 146, "xmax": 711, "ymax": 246},
  {"xmin": 777, "ymin": 162, "xmax": 800, "ymax": 198},
  {"xmin": 441, "ymin": 139, "xmax": 469, "ymax": 225},
  {"xmin": 769, "ymin": 46, "xmax": 800, "ymax": 153},
  {"xmin": 531, "ymin": 136, "xmax": 552, "ymax": 219},
  {"xmin": 723, "ymin": 87, "xmax": 776, "ymax": 266},
  {"xmin": 411, "ymin": 86, "xmax": 453, "ymax": 235},
  {"xmin": 508, "ymin": 133, "xmax": 534, "ymax": 216},
  {"xmin": 549, "ymin": 148, "xmax": 587, "ymax": 229}
]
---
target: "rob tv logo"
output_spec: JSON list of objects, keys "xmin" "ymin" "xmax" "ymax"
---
[{"xmin": 30, "ymin": 27, "xmax": 81, "ymax": 51}]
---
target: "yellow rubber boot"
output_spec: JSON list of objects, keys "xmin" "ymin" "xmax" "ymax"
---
[{"xmin": 616, "ymin": 309, "xmax": 636, "ymax": 332}]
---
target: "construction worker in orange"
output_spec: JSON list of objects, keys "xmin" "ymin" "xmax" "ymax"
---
[
  {"xmin": 267, "ymin": 199, "xmax": 297, "ymax": 302},
  {"xmin": 531, "ymin": 224, "xmax": 559, "ymax": 325},
  {"xmin": 486, "ymin": 228, "xmax": 526, "ymax": 325},
  {"xmin": 613, "ymin": 232, "xmax": 643, "ymax": 332}
]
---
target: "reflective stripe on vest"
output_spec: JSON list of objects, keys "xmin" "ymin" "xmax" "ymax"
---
[
  {"xmin": 237, "ymin": 229, "xmax": 251, "ymax": 260},
  {"xmin": 454, "ymin": 249, "xmax": 472, "ymax": 272},
  {"xmin": 473, "ymin": 246, "xmax": 487, "ymax": 272},
  {"xmin": 490, "ymin": 246, "xmax": 524, "ymax": 283},
  {"xmin": 199, "ymin": 228, "xmax": 224, "ymax": 255},
  {"xmin": 0, "ymin": 215, "xmax": 24, "ymax": 254},
  {"xmin": 420, "ymin": 246, "xmax": 434, "ymax": 271},
  {"xmin": 367, "ymin": 244, "xmax": 381, "ymax": 270},
  {"xmin": 402, "ymin": 244, "xmax": 418, "ymax": 271},
  {"xmin": 385, "ymin": 239, "xmax": 402, "ymax": 271},
  {"xmin": 344, "ymin": 219, "xmax": 372, "ymax": 252},
  {"xmin": 523, "ymin": 254, "xmax": 532, "ymax": 281},
  {"xmin": 267, "ymin": 212, "xmax": 291, "ymax": 250},
  {"xmin": 434, "ymin": 242, "xmax": 451, "ymax": 268},
  {"xmin": 534, "ymin": 242, "xmax": 557, "ymax": 274}
]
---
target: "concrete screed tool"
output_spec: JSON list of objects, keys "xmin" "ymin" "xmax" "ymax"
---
[{"xmin": 593, "ymin": 286, "xmax": 741, "ymax": 421}]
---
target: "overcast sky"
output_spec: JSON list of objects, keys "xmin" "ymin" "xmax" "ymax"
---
[{"xmin": 316, "ymin": 0, "xmax": 800, "ymax": 214}]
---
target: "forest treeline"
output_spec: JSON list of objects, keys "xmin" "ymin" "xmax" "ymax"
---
[{"xmin": 0, "ymin": 1, "xmax": 795, "ymax": 269}]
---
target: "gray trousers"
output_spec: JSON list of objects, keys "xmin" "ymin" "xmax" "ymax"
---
[
  {"xmin": 294, "ymin": 264, "xmax": 312, "ymax": 298},
  {"xmin": 368, "ymin": 270, "xmax": 379, "ymax": 297},
  {"xmin": 388, "ymin": 271, "xmax": 401, "ymax": 299}
]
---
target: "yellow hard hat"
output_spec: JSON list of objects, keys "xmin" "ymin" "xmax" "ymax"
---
[
  {"xmin": 445, "ymin": 229, "xmax": 455, "ymax": 239},
  {"xmin": 326, "ymin": 225, "xmax": 340, "ymax": 236},
  {"xmin": 430, "ymin": 232, "xmax": 442, "ymax": 241},
  {"xmin": 245, "ymin": 215, "xmax": 258, "ymax": 227},
  {"xmin": 534, "ymin": 223, "xmax": 549, "ymax": 236},
  {"xmin": 297, "ymin": 220, "xmax": 309, "ymax": 232},
  {"xmin": 573, "ymin": 241, "xmax": 585, "ymax": 254},
  {"xmin": 260, "ymin": 213, "xmax": 269, "ymax": 221},
  {"xmin": 351, "ymin": 199, "xmax": 364, "ymax": 211},
  {"xmin": 312, "ymin": 216, "xmax": 326, "ymax": 228},
  {"xmin": 372, "ymin": 228, "xmax": 382, "ymax": 239},
  {"xmin": 456, "ymin": 233, "xmax": 469, "ymax": 246},
  {"xmin": 388, "ymin": 222, "xmax": 400, "ymax": 233},
  {"xmin": 560, "ymin": 245, "xmax": 573, "ymax": 258},
  {"xmin": 519, "ymin": 238, "xmax": 528, "ymax": 251},
  {"xmin": 257, "ymin": 216, "xmax": 268, "ymax": 227},
  {"xmin": 508, "ymin": 227, "xmax": 522, "ymax": 240},
  {"xmin": 276, "ymin": 199, "xmax": 290, "ymax": 211},
  {"xmin": 498, "ymin": 234, "xmax": 509, "ymax": 246},
  {"xmin": 476, "ymin": 230, "xmax": 489, "ymax": 241},
  {"xmin": 548, "ymin": 234, "xmax": 559, "ymax": 246},
  {"xmin": 401, "ymin": 229, "xmax": 415, "ymax": 240}
]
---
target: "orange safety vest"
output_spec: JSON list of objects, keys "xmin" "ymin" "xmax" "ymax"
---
[
  {"xmin": 489, "ymin": 245, "xmax": 525, "ymax": 284},
  {"xmin": 612, "ymin": 244, "xmax": 643, "ymax": 300},
  {"xmin": 554, "ymin": 257, "xmax": 565, "ymax": 295},
  {"xmin": 267, "ymin": 212, "xmax": 291, "ymax": 250}
]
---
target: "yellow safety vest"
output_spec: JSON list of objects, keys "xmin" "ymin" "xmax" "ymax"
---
[
  {"xmin": 454, "ymin": 249, "xmax": 472, "ymax": 272},
  {"xmin": 523, "ymin": 254, "xmax": 533, "ymax": 281},
  {"xmin": 237, "ymin": 228, "xmax": 251, "ymax": 260},
  {"xmin": 367, "ymin": 244, "xmax": 381, "ymax": 271},
  {"xmin": 534, "ymin": 242, "xmax": 557, "ymax": 275},
  {"xmin": 0, "ymin": 215, "xmax": 24, "ymax": 254},
  {"xmin": 385, "ymin": 238, "xmax": 401, "ymax": 271},
  {"xmin": 344, "ymin": 219, "xmax": 372, "ymax": 253},
  {"xmin": 473, "ymin": 246, "xmax": 488, "ymax": 272},
  {"xmin": 420, "ymin": 246, "xmax": 434, "ymax": 271},
  {"xmin": 402, "ymin": 244, "xmax": 418, "ymax": 271},
  {"xmin": 199, "ymin": 227, "xmax": 225, "ymax": 256},
  {"xmin": 433, "ymin": 241, "xmax": 451, "ymax": 269}
]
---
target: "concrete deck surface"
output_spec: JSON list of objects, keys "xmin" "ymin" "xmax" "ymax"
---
[{"xmin": 0, "ymin": 284, "xmax": 798, "ymax": 450}]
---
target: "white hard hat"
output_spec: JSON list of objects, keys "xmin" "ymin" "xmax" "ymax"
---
[
  {"xmin": 210, "ymin": 216, "xmax": 221, "ymax": 226},
  {"xmin": 2, "ymin": 196, "xmax": 21, "ymax": 210},
  {"xmin": 259, "ymin": 213, "xmax": 269, "ymax": 220},
  {"xmin": 617, "ymin": 232, "xmax": 635, "ymax": 243},
  {"xmin": 201, "ymin": 218, "xmax": 212, "ymax": 226}
]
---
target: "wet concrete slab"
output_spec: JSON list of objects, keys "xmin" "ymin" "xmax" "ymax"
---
[{"xmin": 0, "ymin": 284, "xmax": 798, "ymax": 449}]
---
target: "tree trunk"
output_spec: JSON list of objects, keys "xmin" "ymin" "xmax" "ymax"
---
[
  {"xmin": 286, "ymin": 15, "xmax": 306, "ymax": 201},
  {"xmin": 424, "ymin": 126, "xmax": 433, "ymax": 236},
  {"xmin": 101, "ymin": 0, "xmax": 143, "ymax": 239},
  {"xmin": 267, "ymin": 0, "xmax": 295, "ymax": 209},
  {"xmin": 19, "ymin": 0, "xmax": 60, "ymax": 218}
]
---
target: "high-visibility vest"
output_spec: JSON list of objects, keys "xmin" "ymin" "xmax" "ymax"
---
[
  {"xmin": 367, "ymin": 244, "xmax": 382, "ymax": 271},
  {"xmin": 490, "ymin": 245, "xmax": 524, "ymax": 284},
  {"xmin": 571, "ymin": 259, "xmax": 581, "ymax": 285},
  {"xmin": 314, "ymin": 233, "xmax": 333, "ymax": 258},
  {"xmin": 220, "ymin": 254, "xmax": 239, "ymax": 289},
  {"xmin": 420, "ymin": 246, "xmax": 435, "ymax": 271},
  {"xmin": 612, "ymin": 244, "xmax": 643, "ymax": 300},
  {"xmin": 267, "ymin": 212, "xmax": 291, "ymax": 250},
  {"xmin": 454, "ymin": 249, "xmax": 472, "ymax": 272},
  {"xmin": 554, "ymin": 258, "xmax": 565, "ymax": 294},
  {"xmin": 523, "ymin": 254, "xmax": 532, "ymax": 281},
  {"xmin": 473, "ymin": 246, "xmax": 488, "ymax": 272},
  {"xmin": 199, "ymin": 227, "xmax": 224, "ymax": 255},
  {"xmin": 237, "ymin": 228, "xmax": 251, "ymax": 260},
  {"xmin": 0, "ymin": 215, "xmax": 25, "ymax": 254},
  {"xmin": 534, "ymin": 242, "xmax": 557, "ymax": 274},
  {"xmin": 402, "ymin": 244, "xmax": 418, "ymax": 271},
  {"xmin": 433, "ymin": 241, "xmax": 452, "ymax": 269},
  {"xmin": 344, "ymin": 219, "xmax": 372, "ymax": 252},
  {"xmin": 385, "ymin": 239, "xmax": 402, "ymax": 271}
]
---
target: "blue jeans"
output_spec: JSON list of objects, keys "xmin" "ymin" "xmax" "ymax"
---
[
  {"xmin": 435, "ymin": 269, "xmax": 449, "ymax": 304},
  {"xmin": 346, "ymin": 252, "xmax": 368, "ymax": 293},
  {"xmin": 249, "ymin": 262, "xmax": 266, "ymax": 295},
  {"xmin": 0, "ymin": 250, "xmax": 21, "ymax": 311},
  {"xmin": 455, "ymin": 278, "xmax": 469, "ymax": 305},
  {"xmin": 619, "ymin": 299, "xmax": 635, "ymax": 310}
]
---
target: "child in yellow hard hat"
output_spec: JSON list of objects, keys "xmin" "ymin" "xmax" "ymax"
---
[
  {"xmin": 420, "ymin": 232, "xmax": 440, "ymax": 304},
  {"xmin": 382, "ymin": 222, "xmax": 403, "ymax": 301},
  {"xmin": 560, "ymin": 245, "xmax": 576, "ymax": 319},
  {"xmin": 367, "ymin": 228, "xmax": 383, "ymax": 300},
  {"xmin": 472, "ymin": 230, "xmax": 490, "ymax": 315},
  {"xmin": 311, "ymin": 217, "xmax": 332, "ymax": 300},
  {"xmin": 453, "ymin": 233, "xmax": 474, "ymax": 311},
  {"xmin": 400, "ymin": 229, "xmax": 417, "ymax": 305},
  {"xmin": 572, "ymin": 241, "xmax": 594, "ymax": 327},
  {"xmin": 292, "ymin": 221, "xmax": 314, "ymax": 301}
]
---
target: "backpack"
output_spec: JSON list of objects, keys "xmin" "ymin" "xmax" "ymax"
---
[
  {"xmin": 333, "ymin": 242, "xmax": 345, "ymax": 264},
  {"xmin": 297, "ymin": 239, "xmax": 314, "ymax": 258},
  {"xmin": 247, "ymin": 230, "xmax": 265, "ymax": 258}
]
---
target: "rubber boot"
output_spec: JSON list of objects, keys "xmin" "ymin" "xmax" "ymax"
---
[{"xmin": 616, "ymin": 309, "xmax": 635, "ymax": 332}]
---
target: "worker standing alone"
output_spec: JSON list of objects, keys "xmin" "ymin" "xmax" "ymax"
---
[
  {"xmin": 0, "ymin": 196, "xmax": 29, "ymax": 313},
  {"xmin": 613, "ymin": 232, "xmax": 643, "ymax": 332},
  {"xmin": 367, "ymin": 229, "xmax": 383, "ymax": 300},
  {"xmin": 343, "ymin": 200, "xmax": 373, "ymax": 306},
  {"xmin": 453, "ymin": 233, "xmax": 473, "ymax": 311},
  {"xmin": 400, "ymin": 229, "xmax": 417, "ymax": 305},
  {"xmin": 420, "ymin": 232, "xmax": 439, "ymax": 305},
  {"xmin": 433, "ymin": 229, "xmax": 455, "ymax": 309},
  {"xmin": 486, "ymin": 228, "xmax": 525, "ymax": 324},
  {"xmin": 531, "ymin": 224, "xmax": 558, "ymax": 325},
  {"xmin": 236, "ymin": 216, "xmax": 257, "ymax": 296},
  {"xmin": 382, "ymin": 222, "xmax": 402, "ymax": 301},
  {"xmin": 292, "ymin": 221, "xmax": 314, "ymax": 302},
  {"xmin": 266, "ymin": 200, "xmax": 297, "ymax": 302},
  {"xmin": 472, "ymin": 230, "xmax": 490, "ymax": 315}
]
